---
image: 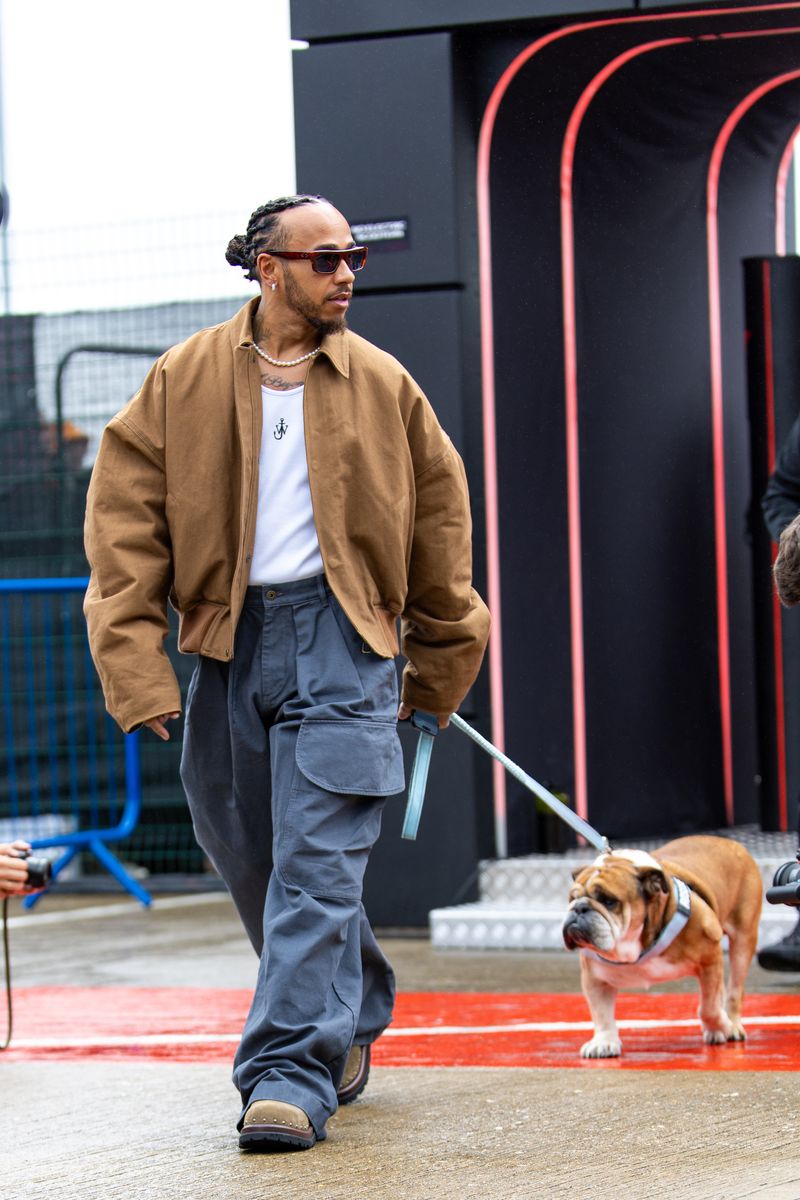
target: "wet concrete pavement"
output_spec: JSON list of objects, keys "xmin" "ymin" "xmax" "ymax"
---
[{"xmin": 2, "ymin": 891, "xmax": 800, "ymax": 1199}]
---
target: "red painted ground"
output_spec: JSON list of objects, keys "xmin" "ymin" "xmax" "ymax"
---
[{"xmin": 3, "ymin": 989, "xmax": 800, "ymax": 1070}]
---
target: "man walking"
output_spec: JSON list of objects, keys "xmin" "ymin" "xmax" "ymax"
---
[{"xmin": 84, "ymin": 195, "xmax": 490, "ymax": 1149}]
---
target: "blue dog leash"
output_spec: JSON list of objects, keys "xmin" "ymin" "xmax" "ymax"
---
[
  {"xmin": 402, "ymin": 710, "xmax": 609, "ymax": 852},
  {"xmin": 401, "ymin": 710, "xmax": 440, "ymax": 839}
]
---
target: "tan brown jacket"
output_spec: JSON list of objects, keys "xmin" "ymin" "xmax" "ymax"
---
[{"xmin": 84, "ymin": 298, "xmax": 490, "ymax": 732}]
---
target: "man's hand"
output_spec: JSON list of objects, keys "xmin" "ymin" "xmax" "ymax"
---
[
  {"xmin": 397, "ymin": 703, "xmax": 450, "ymax": 729},
  {"xmin": 144, "ymin": 712, "xmax": 180, "ymax": 741}
]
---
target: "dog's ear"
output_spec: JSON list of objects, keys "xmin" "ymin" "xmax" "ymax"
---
[
  {"xmin": 572, "ymin": 865, "xmax": 589, "ymax": 882},
  {"xmin": 640, "ymin": 868, "xmax": 669, "ymax": 898}
]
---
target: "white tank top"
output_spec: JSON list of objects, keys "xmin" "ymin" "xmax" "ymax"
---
[{"xmin": 248, "ymin": 383, "xmax": 324, "ymax": 584}]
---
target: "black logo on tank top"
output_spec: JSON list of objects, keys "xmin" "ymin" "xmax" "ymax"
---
[{"xmin": 274, "ymin": 418, "xmax": 288, "ymax": 440}]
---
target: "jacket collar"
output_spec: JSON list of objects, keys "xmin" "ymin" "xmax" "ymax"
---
[
  {"xmin": 231, "ymin": 296, "xmax": 350, "ymax": 378},
  {"xmin": 317, "ymin": 329, "xmax": 350, "ymax": 378}
]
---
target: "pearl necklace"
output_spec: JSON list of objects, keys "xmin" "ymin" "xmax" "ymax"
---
[{"xmin": 253, "ymin": 341, "xmax": 321, "ymax": 368}]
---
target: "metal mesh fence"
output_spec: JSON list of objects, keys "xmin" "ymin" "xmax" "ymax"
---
[{"xmin": 0, "ymin": 233, "xmax": 253, "ymax": 881}]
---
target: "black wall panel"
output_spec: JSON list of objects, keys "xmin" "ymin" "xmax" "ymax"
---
[
  {"xmin": 347, "ymin": 290, "xmax": 465, "ymax": 451},
  {"xmin": 291, "ymin": 0, "xmax": 627, "ymax": 41},
  {"xmin": 293, "ymin": 35, "xmax": 461, "ymax": 290},
  {"xmin": 746, "ymin": 255, "xmax": 800, "ymax": 833}
]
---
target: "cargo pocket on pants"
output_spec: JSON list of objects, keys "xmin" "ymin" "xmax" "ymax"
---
[
  {"xmin": 277, "ymin": 719, "xmax": 405, "ymax": 898},
  {"xmin": 296, "ymin": 718, "xmax": 405, "ymax": 797}
]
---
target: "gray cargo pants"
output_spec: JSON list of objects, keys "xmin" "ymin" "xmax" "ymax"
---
[{"xmin": 179, "ymin": 576, "xmax": 404, "ymax": 1138}]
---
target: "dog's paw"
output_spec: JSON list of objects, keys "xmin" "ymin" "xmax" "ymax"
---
[
  {"xmin": 580, "ymin": 1035, "xmax": 622, "ymax": 1059},
  {"xmin": 726, "ymin": 1023, "xmax": 746, "ymax": 1042},
  {"xmin": 702, "ymin": 1010, "xmax": 735, "ymax": 1045}
]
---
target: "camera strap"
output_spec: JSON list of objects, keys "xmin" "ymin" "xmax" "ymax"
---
[{"xmin": 1, "ymin": 899, "xmax": 12, "ymax": 1051}]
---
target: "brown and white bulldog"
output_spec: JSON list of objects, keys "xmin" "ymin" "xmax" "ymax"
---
[{"xmin": 562, "ymin": 835, "xmax": 763, "ymax": 1058}]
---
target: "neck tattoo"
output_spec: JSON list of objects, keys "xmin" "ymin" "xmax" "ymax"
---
[{"xmin": 260, "ymin": 372, "xmax": 301, "ymax": 391}]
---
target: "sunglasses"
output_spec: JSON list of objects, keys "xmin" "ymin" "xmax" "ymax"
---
[{"xmin": 263, "ymin": 246, "xmax": 369, "ymax": 274}]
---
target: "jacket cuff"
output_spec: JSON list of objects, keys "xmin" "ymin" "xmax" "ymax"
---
[
  {"xmin": 111, "ymin": 688, "xmax": 183, "ymax": 735},
  {"xmin": 400, "ymin": 668, "xmax": 460, "ymax": 718}
]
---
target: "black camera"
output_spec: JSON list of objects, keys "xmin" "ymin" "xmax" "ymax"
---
[
  {"xmin": 18, "ymin": 850, "xmax": 52, "ymax": 890},
  {"xmin": 766, "ymin": 853, "xmax": 800, "ymax": 907}
]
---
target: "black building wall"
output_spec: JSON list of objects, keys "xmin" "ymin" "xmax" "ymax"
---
[{"xmin": 746, "ymin": 256, "xmax": 800, "ymax": 834}]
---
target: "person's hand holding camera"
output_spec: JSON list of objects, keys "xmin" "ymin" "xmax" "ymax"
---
[{"xmin": 0, "ymin": 841, "xmax": 45, "ymax": 898}]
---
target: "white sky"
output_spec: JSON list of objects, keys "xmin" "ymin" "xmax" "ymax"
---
[{"xmin": 0, "ymin": 0, "xmax": 297, "ymax": 313}]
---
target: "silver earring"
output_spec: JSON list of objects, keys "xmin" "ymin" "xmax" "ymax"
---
[{"xmin": 271, "ymin": 282, "xmax": 277, "ymax": 292}]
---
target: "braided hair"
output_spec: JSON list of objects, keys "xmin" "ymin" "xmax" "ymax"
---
[{"xmin": 225, "ymin": 195, "xmax": 328, "ymax": 281}]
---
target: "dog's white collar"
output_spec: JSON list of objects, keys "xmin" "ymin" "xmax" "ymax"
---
[{"xmin": 581, "ymin": 876, "xmax": 692, "ymax": 966}]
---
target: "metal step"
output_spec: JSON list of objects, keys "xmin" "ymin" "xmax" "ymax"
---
[
  {"xmin": 430, "ymin": 830, "xmax": 800, "ymax": 951},
  {"xmin": 430, "ymin": 900, "xmax": 798, "ymax": 950}
]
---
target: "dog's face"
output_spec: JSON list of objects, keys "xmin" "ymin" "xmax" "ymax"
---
[{"xmin": 562, "ymin": 850, "xmax": 670, "ymax": 958}]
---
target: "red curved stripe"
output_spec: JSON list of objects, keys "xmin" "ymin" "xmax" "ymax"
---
[
  {"xmin": 775, "ymin": 121, "xmax": 800, "ymax": 254},
  {"xmin": 706, "ymin": 67, "xmax": 800, "ymax": 824},
  {"xmin": 479, "ymin": 8, "xmax": 800, "ymax": 844}
]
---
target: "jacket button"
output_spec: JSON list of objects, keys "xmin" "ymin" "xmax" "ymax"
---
[{"xmin": 225, "ymin": 648, "xmax": 231, "ymax": 658}]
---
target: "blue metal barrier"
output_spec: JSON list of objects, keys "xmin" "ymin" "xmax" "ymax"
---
[{"xmin": 0, "ymin": 577, "xmax": 150, "ymax": 906}]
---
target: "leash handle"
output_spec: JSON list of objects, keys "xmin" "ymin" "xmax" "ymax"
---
[
  {"xmin": 448, "ymin": 713, "xmax": 609, "ymax": 852},
  {"xmin": 401, "ymin": 710, "xmax": 439, "ymax": 840}
]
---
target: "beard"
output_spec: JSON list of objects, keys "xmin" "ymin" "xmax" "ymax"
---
[{"xmin": 282, "ymin": 266, "xmax": 348, "ymax": 336}]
